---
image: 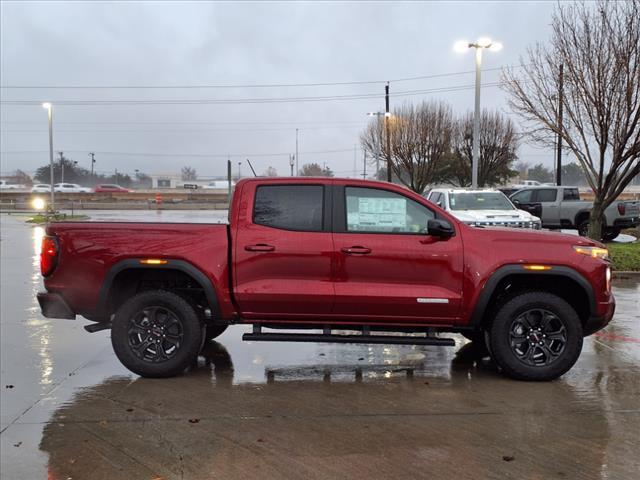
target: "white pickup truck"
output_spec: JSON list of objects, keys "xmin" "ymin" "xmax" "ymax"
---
[{"xmin": 510, "ymin": 186, "xmax": 640, "ymax": 241}]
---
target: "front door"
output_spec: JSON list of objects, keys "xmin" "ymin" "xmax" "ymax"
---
[
  {"xmin": 331, "ymin": 184, "xmax": 464, "ymax": 324},
  {"xmin": 233, "ymin": 182, "xmax": 334, "ymax": 320}
]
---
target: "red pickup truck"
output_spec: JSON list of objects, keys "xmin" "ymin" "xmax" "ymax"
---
[{"xmin": 37, "ymin": 178, "xmax": 615, "ymax": 381}]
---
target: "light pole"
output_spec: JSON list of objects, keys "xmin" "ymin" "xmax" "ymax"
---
[
  {"xmin": 367, "ymin": 111, "xmax": 390, "ymax": 180},
  {"xmin": 89, "ymin": 152, "xmax": 96, "ymax": 183},
  {"xmin": 454, "ymin": 37, "xmax": 502, "ymax": 188},
  {"xmin": 295, "ymin": 128, "xmax": 299, "ymax": 176},
  {"xmin": 42, "ymin": 103, "xmax": 55, "ymax": 211}
]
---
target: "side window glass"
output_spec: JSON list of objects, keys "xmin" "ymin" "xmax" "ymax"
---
[
  {"xmin": 253, "ymin": 185, "xmax": 324, "ymax": 231},
  {"xmin": 511, "ymin": 190, "xmax": 533, "ymax": 203},
  {"xmin": 563, "ymin": 188, "xmax": 580, "ymax": 201},
  {"xmin": 536, "ymin": 189, "xmax": 557, "ymax": 202},
  {"xmin": 345, "ymin": 187, "xmax": 434, "ymax": 234}
]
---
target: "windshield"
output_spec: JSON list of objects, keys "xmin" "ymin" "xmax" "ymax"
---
[{"xmin": 449, "ymin": 192, "xmax": 515, "ymax": 211}]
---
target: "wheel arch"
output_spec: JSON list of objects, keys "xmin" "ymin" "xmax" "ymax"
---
[
  {"xmin": 96, "ymin": 259, "xmax": 221, "ymax": 319},
  {"xmin": 470, "ymin": 265, "xmax": 596, "ymax": 330}
]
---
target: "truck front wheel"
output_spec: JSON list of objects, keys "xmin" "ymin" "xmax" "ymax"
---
[
  {"xmin": 488, "ymin": 292, "xmax": 583, "ymax": 381},
  {"xmin": 111, "ymin": 290, "xmax": 203, "ymax": 378}
]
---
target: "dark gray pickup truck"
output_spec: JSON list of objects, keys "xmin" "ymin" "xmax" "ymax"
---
[{"xmin": 510, "ymin": 186, "xmax": 639, "ymax": 241}]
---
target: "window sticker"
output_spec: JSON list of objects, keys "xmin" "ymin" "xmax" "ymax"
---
[{"xmin": 348, "ymin": 197, "xmax": 407, "ymax": 230}]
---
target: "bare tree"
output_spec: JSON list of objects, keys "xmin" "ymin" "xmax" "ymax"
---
[
  {"xmin": 181, "ymin": 166, "xmax": 197, "ymax": 181},
  {"xmin": 448, "ymin": 110, "xmax": 519, "ymax": 187},
  {"xmin": 299, "ymin": 163, "xmax": 333, "ymax": 177},
  {"xmin": 360, "ymin": 101, "xmax": 454, "ymax": 194},
  {"xmin": 262, "ymin": 166, "xmax": 278, "ymax": 176},
  {"xmin": 503, "ymin": 0, "xmax": 640, "ymax": 239}
]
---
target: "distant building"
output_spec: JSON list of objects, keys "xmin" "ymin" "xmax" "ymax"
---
[{"xmin": 150, "ymin": 174, "xmax": 234, "ymax": 190}]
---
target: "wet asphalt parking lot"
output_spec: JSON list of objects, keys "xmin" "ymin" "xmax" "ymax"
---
[{"xmin": 1, "ymin": 211, "xmax": 639, "ymax": 480}]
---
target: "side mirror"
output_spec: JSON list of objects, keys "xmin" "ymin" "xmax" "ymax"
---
[
  {"xmin": 512, "ymin": 199, "xmax": 520, "ymax": 205},
  {"xmin": 427, "ymin": 219, "xmax": 454, "ymax": 238}
]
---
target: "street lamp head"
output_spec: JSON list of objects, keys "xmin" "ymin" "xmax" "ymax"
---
[
  {"xmin": 476, "ymin": 37, "xmax": 493, "ymax": 48},
  {"xmin": 42, "ymin": 102, "xmax": 51, "ymax": 110},
  {"xmin": 453, "ymin": 40, "xmax": 470, "ymax": 53},
  {"xmin": 489, "ymin": 41, "xmax": 503, "ymax": 52}
]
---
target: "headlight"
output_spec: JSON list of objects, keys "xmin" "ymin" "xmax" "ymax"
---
[
  {"xmin": 573, "ymin": 245, "xmax": 609, "ymax": 260},
  {"xmin": 606, "ymin": 266, "xmax": 611, "ymax": 292}
]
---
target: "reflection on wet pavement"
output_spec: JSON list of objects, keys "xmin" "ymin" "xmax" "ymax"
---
[{"xmin": 1, "ymin": 213, "xmax": 639, "ymax": 480}]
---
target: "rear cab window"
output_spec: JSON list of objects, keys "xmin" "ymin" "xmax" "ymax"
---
[
  {"xmin": 563, "ymin": 188, "xmax": 580, "ymax": 201},
  {"xmin": 535, "ymin": 189, "xmax": 558, "ymax": 202},
  {"xmin": 253, "ymin": 184, "xmax": 324, "ymax": 232}
]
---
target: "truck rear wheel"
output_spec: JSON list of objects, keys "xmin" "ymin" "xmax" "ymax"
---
[
  {"xmin": 111, "ymin": 290, "xmax": 202, "ymax": 378},
  {"xmin": 488, "ymin": 292, "xmax": 583, "ymax": 381}
]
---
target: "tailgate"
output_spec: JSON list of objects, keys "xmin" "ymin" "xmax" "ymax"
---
[{"xmin": 624, "ymin": 201, "xmax": 639, "ymax": 217}]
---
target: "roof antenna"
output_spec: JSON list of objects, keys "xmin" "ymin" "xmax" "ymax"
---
[{"xmin": 246, "ymin": 159, "xmax": 258, "ymax": 177}]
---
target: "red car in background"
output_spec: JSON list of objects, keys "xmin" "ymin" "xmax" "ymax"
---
[{"xmin": 93, "ymin": 184, "xmax": 130, "ymax": 193}]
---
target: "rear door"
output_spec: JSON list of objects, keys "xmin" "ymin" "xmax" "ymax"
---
[
  {"xmin": 534, "ymin": 188, "xmax": 560, "ymax": 226},
  {"xmin": 233, "ymin": 181, "xmax": 334, "ymax": 319},
  {"xmin": 331, "ymin": 183, "xmax": 464, "ymax": 324}
]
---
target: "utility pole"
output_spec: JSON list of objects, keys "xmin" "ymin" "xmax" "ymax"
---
[
  {"xmin": 57, "ymin": 151, "xmax": 64, "ymax": 183},
  {"xmin": 362, "ymin": 151, "xmax": 367, "ymax": 179},
  {"xmin": 42, "ymin": 103, "xmax": 54, "ymax": 211},
  {"xmin": 556, "ymin": 63, "xmax": 564, "ymax": 186},
  {"xmin": 227, "ymin": 158, "xmax": 232, "ymax": 203},
  {"xmin": 89, "ymin": 152, "xmax": 95, "ymax": 182},
  {"xmin": 295, "ymin": 128, "xmax": 299, "ymax": 176},
  {"xmin": 385, "ymin": 82, "xmax": 391, "ymax": 182},
  {"xmin": 353, "ymin": 144, "xmax": 357, "ymax": 178}
]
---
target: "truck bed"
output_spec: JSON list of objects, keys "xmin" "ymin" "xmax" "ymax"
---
[{"xmin": 44, "ymin": 222, "xmax": 233, "ymax": 318}]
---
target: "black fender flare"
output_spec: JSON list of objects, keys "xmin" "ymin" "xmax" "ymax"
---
[
  {"xmin": 469, "ymin": 264, "xmax": 597, "ymax": 327},
  {"xmin": 96, "ymin": 258, "xmax": 221, "ymax": 317}
]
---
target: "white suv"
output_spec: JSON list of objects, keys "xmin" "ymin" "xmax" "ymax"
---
[{"xmin": 426, "ymin": 188, "xmax": 541, "ymax": 229}]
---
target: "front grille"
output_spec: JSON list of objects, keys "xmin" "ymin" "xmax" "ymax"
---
[{"xmin": 473, "ymin": 221, "xmax": 541, "ymax": 229}]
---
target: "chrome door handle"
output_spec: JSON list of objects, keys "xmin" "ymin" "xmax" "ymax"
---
[
  {"xmin": 341, "ymin": 246, "xmax": 372, "ymax": 255},
  {"xmin": 245, "ymin": 244, "xmax": 275, "ymax": 252}
]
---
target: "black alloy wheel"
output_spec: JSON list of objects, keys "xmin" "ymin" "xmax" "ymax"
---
[
  {"xmin": 508, "ymin": 308, "xmax": 567, "ymax": 367},
  {"xmin": 127, "ymin": 306, "xmax": 184, "ymax": 363},
  {"xmin": 112, "ymin": 290, "xmax": 202, "ymax": 378},
  {"xmin": 488, "ymin": 291, "xmax": 583, "ymax": 381}
]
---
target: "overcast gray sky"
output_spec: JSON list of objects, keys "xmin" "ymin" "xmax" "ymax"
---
[{"xmin": 1, "ymin": 0, "xmax": 560, "ymax": 180}]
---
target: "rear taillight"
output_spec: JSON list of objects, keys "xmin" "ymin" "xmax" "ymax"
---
[
  {"xmin": 40, "ymin": 236, "xmax": 58, "ymax": 276},
  {"xmin": 617, "ymin": 203, "xmax": 625, "ymax": 215}
]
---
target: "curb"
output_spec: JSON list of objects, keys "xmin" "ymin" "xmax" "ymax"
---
[{"xmin": 613, "ymin": 271, "xmax": 640, "ymax": 279}]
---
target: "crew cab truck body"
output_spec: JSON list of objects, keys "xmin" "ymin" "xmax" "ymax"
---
[
  {"xmin": 38, "ymin": 178, "xmax": 615, "ymax": 381},
  {"xmin": 510, "ymin": 186, "xmax": 640, "ymax": 241}
]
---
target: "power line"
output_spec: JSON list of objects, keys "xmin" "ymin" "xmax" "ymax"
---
[
  {"xmin": 0, "ymin": 82, "xmax": 504, "ymax": 106},
  {"xmin": 0, "ymin": 120, "xmax": 367, "ymax": 126},
  {"xmin": 0, "ymin": 148, "xmax": 356, "ymax": 158},
  {"xmin": 1, "ymin": 125, "xmax": 367, "ymax": 134},
  {"xmin": 0, "ymin": 66, "xmax": 514, "ymax": 90}
]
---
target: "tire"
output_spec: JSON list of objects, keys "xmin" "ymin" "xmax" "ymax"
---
[
  {"xmin": 577, "ymin": 220, "xmax": 590, "ymax": 237},
  {"xmin": 461, "ymin": 331, "xmax": 483, "ymax": 343},
  {"xmin": 602, "ymin": 228, "xmax": 620, "ymax": 242},
  {"xmin": 111, "ymin": 290, "xmax": 203, "ymax": 378},
  {"xmin": 204, "ymin": 324, "xmax": 228, "ymax": 342},
  {"xmin": 488, "ymin": 292, "xmax": 583, "ymax": 381}
]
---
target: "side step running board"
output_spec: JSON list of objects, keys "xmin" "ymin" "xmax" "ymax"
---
[{"xmin": 242, "ymin": 332, "xmax": 455, "ymax": 346}]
